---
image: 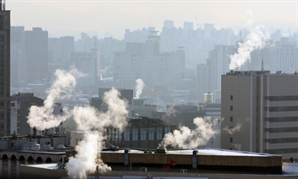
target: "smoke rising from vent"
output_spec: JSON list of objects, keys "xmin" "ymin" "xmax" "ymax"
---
[
  {"xmin": 27, "ymin": 68, "xmax": 128, "ymax": 179},
  {"xmin": 66, "ymin": 88, "xmax": 128, "ymax": 178},
  {"xmin": 158, "ymin": 117, "xmax": 220, "ymax": 149},
  {"xmin": 229, "ymin": 25, "xmax": 269, "ymax": 70},
  {"xmin": 27, "ymin": 68, "xmax": 83, "ymax": 130},
  {"xmin": 135, "ymin": 78, "xmax": 145, "ymax": 99}
]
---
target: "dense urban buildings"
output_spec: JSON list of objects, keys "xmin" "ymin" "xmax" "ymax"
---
[
  {"xmin": 0, "ymin": 3, "xmax": 10, "ymax": 136},
  {"xmin": 221, "ymin": 70, "xmax": 298, "ymax": 161}
]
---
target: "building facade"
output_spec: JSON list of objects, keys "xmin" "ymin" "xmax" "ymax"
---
[
  {"xmin": 25, "ymin": 27, "xmax": 48, "ymax": 83},
  {"xmin": 0, "ymin": 3, "xmax": 10, "ymax": 136},
  {"xmin": 221, "ymin": 70, "xmax": 298, "ymax": 161},
  {"xmin": 10, "ymin": 93, "xmax": 63, "ymax": 136}
]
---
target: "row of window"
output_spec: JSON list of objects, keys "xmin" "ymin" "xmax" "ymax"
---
[
  {"xmin": 264, "ymin": 96, "xmax": 298, "ymax": 101},
  {"xmin": 264, "ymin": 138, "xmax": 298, "ymax": 144},
  {"xmin": 264, "ymin": 148, "xmax": 298, "ymax": 154},
  {"xmin": 264, "ymin": 127, "xmax": 298, "ymax": 133},
  {"xmin": 124, "ymin": 127, "xmax": 171, "ymax": 141},
  {"xmin": 265, "ymin": 117, "xmax": 298, "ymax": 123},
  {"xmin": 229, "ymin": 116, "xmax": 298, "ymax": 123},
  {"xmin": 229, "ymin": 95, "xmax": 298, "ymax": 102},
  {"xmin": 264, "ymin": 106, "xmax": 298, "ymax": 112}
]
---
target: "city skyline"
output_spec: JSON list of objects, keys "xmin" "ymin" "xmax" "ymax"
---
[{"xmin": 8, "ymin": 0, "xmax": 297, "ymax": 39}]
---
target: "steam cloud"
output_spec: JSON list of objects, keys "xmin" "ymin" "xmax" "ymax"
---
[
  {"xmin": 66, "ymin": 88, "xmax": 128, "ymax": 178},
  {"xmin": 135, "ymin": 78, "xmax": 145, "ymax": 99},
  {"xmin": 27, "ymin": 68, "xmax": 128, "ymax": 179},
  {"xmin": 27, "ymin": 68, "xmax": 83, "ymax": 130},
  {"xmin": 229, "ymin": 25, "xmax": 269, "ymax": 70},
  {"xmin": 162, "ymin": 105, "xmax": 176, "ymax": 121},
  {"xmin": 223, "ymin": 123, "xmax": 242, "ymax": 134},
  {"xmin": 158, "ymin": 117, "xmax": 220, "ymax": 149}
]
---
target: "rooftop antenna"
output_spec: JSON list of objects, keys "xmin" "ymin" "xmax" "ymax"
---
[{"xmin": 261, "ymin": 56, "xmax": 264, "ymax": 71}]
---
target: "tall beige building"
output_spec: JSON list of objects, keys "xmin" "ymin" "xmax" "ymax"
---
[
  {"xmin": 0, "ymin": 1, "xmax": 10, "ymax": 136},
  {"xmin": 221, "ymin": 70, "xmax": 298, "ymax": 161}
]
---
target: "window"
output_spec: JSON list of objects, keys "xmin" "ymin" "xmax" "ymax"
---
[
  {"xmin": 132, "ymin": 128, "xmax": 138, "ymax": 141},
  {"xmin": 0, "ymin": 101, "xmax": 3, "ymax": 109},
  {"xmin": 164, "ymin": 127, "xmax": 170, "ymax": 134},
  {"xmin": 230, "ymin": 137, "xmax": 233, "ymax": 143},
  {"xmin": 230, "ymin": 95, "xmax": 233, "ymax": 101},
  {"xmin": 124, "ymin": 130, "xmax": 130, "ymax": 141},
  {"xmin": 230, "ymin": 106, "xmax": 233, "ymax": 111},
  {"xmin": 230, "ymin": 116, "xmax": 233, "ymax": 122},
  {"xmin": 140, "ymin": 128, "xmax": 146, "ymax": 141},
  {"xmin": 148, "ymin": 128, "xmax": 154, "ymax": 140},
  {"xmin": 156, "ymin": 127, "xmax": 163, "ymax": 140}
]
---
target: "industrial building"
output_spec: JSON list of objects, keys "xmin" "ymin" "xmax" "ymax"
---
[
  {"xmin": 221, "ymin": 70, "xmax": 298, "ymax": 161},
  {"xmin": 10, "ymin": 93, "xmax": 64, "ymax": 136}
]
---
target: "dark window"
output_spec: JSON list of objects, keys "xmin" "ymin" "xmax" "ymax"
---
[
  {"xmin": 265, "ymin": 96, "xmax": 298, "ymax": 101},
  {"xmin": 264, "ymin": 148, "xmax": 298, "ymax": 154},
  {"xmin": 265, "ymin": 127, "xmax": 298, "ymax": 133},
  {"xmin": 230, "ymin": 106, "xmax": 233, "ymax": 111},
  {"xmin": 265, "ymin": 138, "xmax": 298, "ymax": 144},
  {"xmin": 264, "ymin": 106, "xmax": 298, "ymax": 112},
  {"xmin": 230, "ymin": 95, "xmax": 233, "ymax": 101},
  {"xmin": 230, "ymin": 116, "xmax": 233, "ymax": 122},
  {"xmin": 230, "ymin": 137, "xmax": 233, "ymax": 143},
  {"xmin": 265, "ymin": 117, "xmax": 298, "ymax": 123}
]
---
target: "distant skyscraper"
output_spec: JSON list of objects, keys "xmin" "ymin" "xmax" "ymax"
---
[
  {"xmin": 11, "ymin": 26, "xmax": 27, "ymax": 86},
  {"xmin": 163, "ymin": 20, "xmax": 174, "ymax": 29},
  {"xmin": 183, "ymin": 21, "xmax": 193, "ymax": 31},
  {"xmin": 204, "ymin": 23, "xmax": 214, "ymax": 39},
  {"xmin": 0, "ymin": 2, "xmax": 10, "ymax": 136},
  {"xmin": 25, "ymin": 27, "xmax": 48, "ymax": 83},
  {"xmin": 271, "ymin": 37, "xmax": 298, "ymax": 73}
]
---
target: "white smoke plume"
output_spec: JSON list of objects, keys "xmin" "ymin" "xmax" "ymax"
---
[
  {"xmin": 162, "ymin": 105, "xmax": 176, "ymax": 121},
  {"xmin": 223, "ymin": 123, "xmax": 242, "ymax": 134},
  {"xmin": 66, "ymin": 88, "xmax": 128, "ymax": 178},
  {"xmin": 135, "ymin": 78, "xmax": 145, "ymax": 99},
  {"xmin": 27, "ymin": 68, "xmax": 128, "ymax": 179},
  {"xmin": 27, "ymin": 68, "xmax": 84, "ymax": 130},
  {"xmin": 229, "ymin": 25, "xmax": 269, "ymax": 70},
  {"xmin": 158, "ymin": 117, "xmax": 220, "ymax": 149}
]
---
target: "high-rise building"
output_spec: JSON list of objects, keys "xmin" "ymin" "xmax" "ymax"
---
[
  {"xmin": 70, "ymin": 47, "xmax": 100, "ymax": 88},
  {"xmin": 221, "ymin": 70, "xmax": 298, "ymax": 160},
  {"xmin": 0, "ymin": 2, "xmax": 10, "ymax": 136},
  {"xmin": 11, "ymin": 26, "xmax": 27, "ymax": 86},
  {"xmin": 25, "ymin": 27, "xmax": 48, "ymax": 83},
  {"xmin": 271, "ymin": 37, "xmax": 298, "ymax": 73}
]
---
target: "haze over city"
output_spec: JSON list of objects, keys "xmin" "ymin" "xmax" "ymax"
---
[
  {"xmin": 1, "ymin": 0, "xmax": 298, "ymax": 178},
  {"xmin": 8, "ymin": 0, "xmax": 297, "ymax": 39}
]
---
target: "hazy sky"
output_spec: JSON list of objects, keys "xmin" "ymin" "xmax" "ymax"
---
[{"xmin": 7, "ymin": 0, "xmax": 297, "ymax": 39}]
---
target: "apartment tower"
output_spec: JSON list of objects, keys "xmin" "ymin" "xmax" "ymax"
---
[
  {"xmin": 0, "ymin": 1, "xmax": 10, "ymax": 136},
  {"xmin": 221, "ymin": 70, "xmax": 298, "ymax": 161}
]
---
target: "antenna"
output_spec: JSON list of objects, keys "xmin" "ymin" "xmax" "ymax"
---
[{"xmin": 261, "ymin": 55, "xmax": 264, "ymax": 71}]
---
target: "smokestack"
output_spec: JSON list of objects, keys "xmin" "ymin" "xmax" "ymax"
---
[{"xmin": 0, "ymin": 0, "xmax": 5, "ymax": 11}]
